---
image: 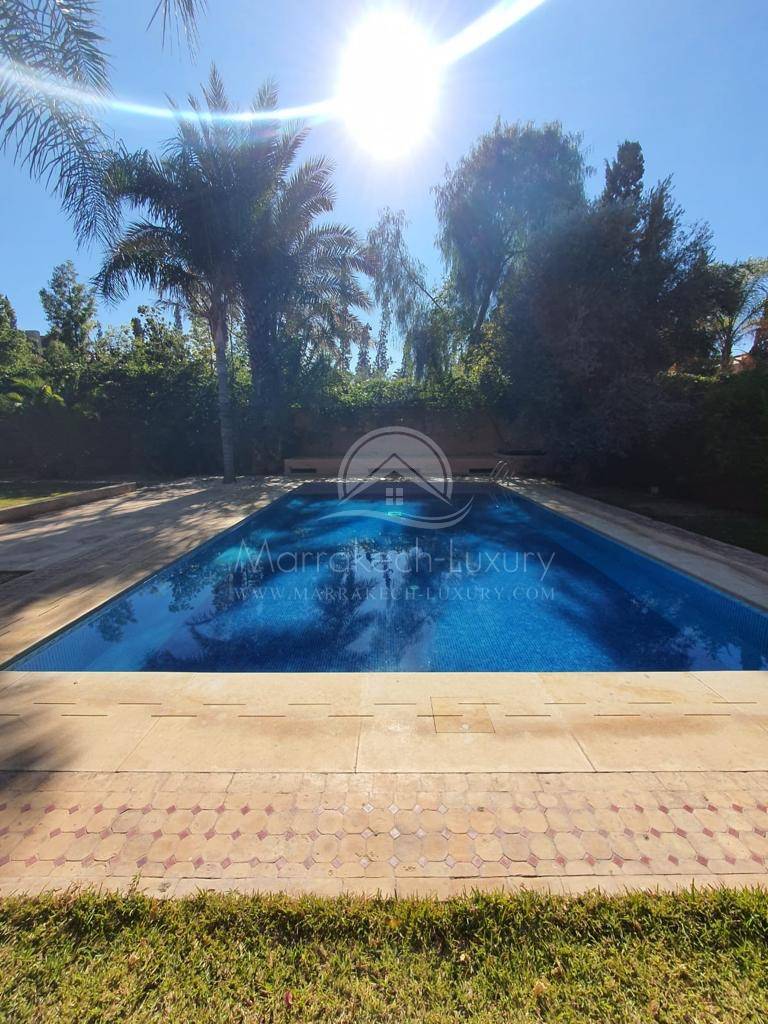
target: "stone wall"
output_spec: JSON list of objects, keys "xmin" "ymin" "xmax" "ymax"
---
[{"xmin": 288, "ymin": 407, "xmax": 539, "ymax": 457}]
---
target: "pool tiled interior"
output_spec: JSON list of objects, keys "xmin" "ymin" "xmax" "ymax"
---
[{"xmin": 0, "ymin": 478, "xmax": 766, "ymax": 897}]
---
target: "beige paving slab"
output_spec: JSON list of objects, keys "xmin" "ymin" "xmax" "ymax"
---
[
  {"xmin": 568, "ymin": 711, "xmax": 768, "ymax": 772},
  {"xmin": 185, "ymin": 672, "xmax": 368, "ymax": 714},
  {"xmin": 0, "ymin": 670, "xmax": 765, "ymax": 775},
  {"xmin": 0, "ymin": 707, "xmax": 158, "ymax": 772},
  {"xmin": 356, "ymin": 707, "xmax": 592, "ymax": 773},
  {"xmin": 506, "ymin": 479, "xmax": 768, "ymax": 610},
  {"xmin": 0, "ymin": 671, "xmax": 196, "ymax": 707},
  {"xmin": 119, "ymin": 714, "xmax": 361, "ymax": 772},
  {"xmin": 363, "ymin": 672, "xmax": 546, "ymax": 705},
  {"xmin": 692, "ymin": 670, "xmax": 768, "ymax": 705},
  {"xmin": 432, "ymin": 698, "xmax": 495, "ymax": 734},
  {"xmin": 539, "ymin": 671, "xmax": 727, "ymax": 708}
]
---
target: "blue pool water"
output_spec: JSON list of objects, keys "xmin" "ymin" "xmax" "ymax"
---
[{"xmin": 6, "ymin": 484, "xmax": 768, "ymax": 673}]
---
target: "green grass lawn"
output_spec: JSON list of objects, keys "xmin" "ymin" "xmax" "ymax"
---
[
  {"xmin": 1, "ymin": 888, "xmax": 766, "ymax": 1022},
  {"xmin": 0, "ymin": 480, "xmax": 99, "ymax": 509},
  {"xmin": 564, "ymin": 484, "xmax": 768, "ymax": 557}
]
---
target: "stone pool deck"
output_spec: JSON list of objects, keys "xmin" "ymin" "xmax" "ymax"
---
[{"xmin": 0, "ymin": 476, "xmax": 766, "ymax": 898}]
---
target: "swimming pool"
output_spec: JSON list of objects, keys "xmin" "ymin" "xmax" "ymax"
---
[{"xmin": 6, "ymin": 484, "xmax": 768, "ymax": 673}]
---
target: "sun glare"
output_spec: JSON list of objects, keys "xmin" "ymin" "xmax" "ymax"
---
[{"xmin": 336, "ymin": 10, "xmax": 442, "ymax": 160}]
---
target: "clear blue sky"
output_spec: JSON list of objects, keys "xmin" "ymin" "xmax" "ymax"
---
[{"xmin": 2, "ymin": 0, "xmax": 766, "ymax": 338}]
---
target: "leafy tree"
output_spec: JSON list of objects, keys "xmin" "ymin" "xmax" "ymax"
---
[
  {"xmin": 39, "ymin": 260, "xmax": 97, "ymax": 352},
  {"xmin": 0, "ymin": 291, "xmax": 56, "ymax": 412},
  {"xmin": 433, "ymin": 121, "xmax": 587, "ymax": 345},
  {"xmin": 492, "ymin": 171, "xmax": 720, "ymax": 475},
  {"xmin": 354, "ymin": 325, "xmax": 372, "ymax": 379},
  {"xmin": 0, "ymin": 292, "xmax": 27, "ymax": 374},
  {"xmin": 366, "ymin": 208, "xmax": 450, "ymax": 381},
  {"xmin": 751, "ymin": 298, "xmax": 768, "ymax": 360},
  {"xmin": 602, "ymin": 140, "xmax": 644, "ymax": 203},
  {"xmin": 400, "ymin": 286, "xmax": 467, "ymax": 382},
  {"xmin": 0, "ymin": 294, "xmax": 18, "ymax": 333},
  {"xmin": 367, "ymin": 208, "xmax": 442, "ymax": 332},
  {"xmin": 93, "ymin": 308, "xmax": 219, "ymax": 476},
  {"xmin": 372, "ymin": 312, "xmax": 391, "ymax": 378},
  {"xmin": 708, "ymin": 258, "xmax": 768, "ymax": 370},
  {"xmin": 129, "ymin": 305, "xmax": 186, "ymax": 361}
]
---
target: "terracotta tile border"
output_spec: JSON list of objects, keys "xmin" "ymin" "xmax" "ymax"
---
[{"xmin": 0, "ymin": 769, "xmax": 766, "ymax": 898}]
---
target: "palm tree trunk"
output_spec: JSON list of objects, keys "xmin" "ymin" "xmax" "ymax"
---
[
  {"xmin": 244, "ymin": 309, "xmax": 281, "ymax": 473},
  {"xmin": 211, "ymin": 305, "xmax": 236, "ymax": 484},
  {"xmin": 244, "ymin": 318, "xmax": 265, "ymax": 472},
  {"xmin": 719, "ymin": 325, "xmax": 735, "ymax": 372}
]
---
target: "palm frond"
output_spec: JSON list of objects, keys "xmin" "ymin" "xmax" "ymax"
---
[
  {"xmin": 96, "ymin": 221, "xmax": 198, "ymax": 302},
  {"xmin": 253, "ymin": 79, "xmax": 278, "ymax": 112},
  {"xmin": 275, "ymin": 156, "xmax": 335, "ymax": 240},
  {"xmin": 104, "ymin": 148, "xmax": 188, "ymax": 229},
  {"xmin": 294, "ymin": 224, "xmax": 371, "ymax": 274},
  {"xmin": 0, "ymin": 0, "xmax": 115, "ymax": 241},
  {"xmin": 0, "ymin": 81, "xmax": 116, "ymax": 242},
  {"xmin": 147, "ymin": 0, "xmax": 207, "ymax": 51},
  {"xmin": 267, "ymin": 122, "xmax": 310, "ymax": 179},
  {"xmin": 1, "ymin": 0, "xmax": 108, "ymax": 89},
  {"xmin": 202, "ymin": 63, "xmax": 229, "ymax": 113}
]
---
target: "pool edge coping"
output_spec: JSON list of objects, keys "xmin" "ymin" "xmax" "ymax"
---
[{"xmin": 499, "ymin": 478, "xmax": 768, "ymax": 613}]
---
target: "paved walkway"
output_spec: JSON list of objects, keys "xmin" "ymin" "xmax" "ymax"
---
[
  {"xmin": 0, "ymin": 477, "xmax": 295, "ymax": 666},
  {"xmin": 0, "ymin": 477, "xmax": 766, "ymax": 897},
  {"xmin": 511, "ymin": 479, "xmax": 768, "ymax": 611},
  {"xmin": 1, "ymin": 769, "xmax": 766, "ymax": 898}
]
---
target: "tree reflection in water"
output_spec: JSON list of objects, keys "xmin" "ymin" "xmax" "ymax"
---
[{"xmin": 13, "ymin": 485, "xmax": 768, "ymax": 672}]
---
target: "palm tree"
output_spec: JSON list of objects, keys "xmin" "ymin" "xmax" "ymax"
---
[
  {"xmin": 98, "ymin": 68, "xmax": 370, "ymax": 476},
  {"xmin": 235, "ymin": 140, "xmax": 371, "ymax": 468},
  {"xmin": 712, "ymin": 258, "xmax": 768, "ymax": 371},
  {"xmin": 96, "ymin": 69, "xmax": 244, "ymax": 483},
  {"xmin": 0, "ymin": 0, "xmax": 205, "ymax": 241},
  {"xmin": 751, "ymin": 299, "xmax": 768, "ymax": 361}
]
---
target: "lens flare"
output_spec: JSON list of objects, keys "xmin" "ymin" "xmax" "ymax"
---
[
  {"xmin": 440, "ymin": 0, "xmax": 548, "ymax": 64},
  {"xmin": 0, "ymin": 60, "xmax": 334, "ymax": 125},
  {"xmin": 0, "ymin": 0, "xmax": 548, "ymax": 149}
]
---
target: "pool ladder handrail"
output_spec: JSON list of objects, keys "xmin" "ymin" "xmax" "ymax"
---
[{"xmin": 490, "ymin": 459, "xmax": 511, "ymax": 483}]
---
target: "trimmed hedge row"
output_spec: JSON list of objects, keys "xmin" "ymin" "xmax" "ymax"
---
[
  {"xmin": 640, "ymin": 370, "xmax": 767, "ymax": 513},
  {"xmin": 1, "ymin": 370, "xmax": 765, "ymax": 515}
]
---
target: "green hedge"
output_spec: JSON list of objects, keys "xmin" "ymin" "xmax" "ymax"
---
[
  {"xmin": 323, "ymin": 374, "xmax": 497, "ymax": 416},
  {"xmin": 653, "ymin": 369, "xmax": 768, "ymax": 512},
  {"xmin": 1, "ymin": 359, "xmax": 765, "ymax": 514}
]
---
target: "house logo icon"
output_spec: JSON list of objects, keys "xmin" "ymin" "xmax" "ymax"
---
[{"xmin": 333, "ymin": 427, "xmax": 473, "ymax": 529}]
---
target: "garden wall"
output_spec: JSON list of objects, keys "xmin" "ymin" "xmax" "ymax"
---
[
  {"xmin": 287, "ymin": 406, "xmax": 528, "ymax": 457},
  {"xmin": 0, "ymin": 405, "xmax": 221, "ymax": 480},
  {"xmin": 1, "ymin": 371, "xmax": 765, "ymax": 516}
]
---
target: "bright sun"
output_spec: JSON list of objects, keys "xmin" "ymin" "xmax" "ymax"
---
[{"xmin": 336, "ymin": 10, "xmax": 442, "ymax": 160}]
